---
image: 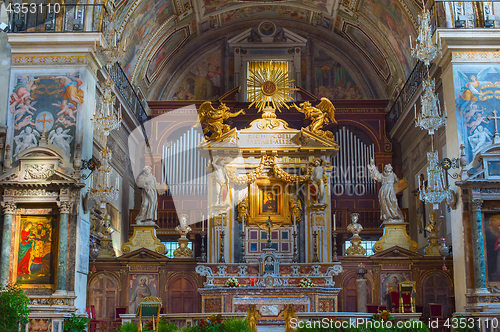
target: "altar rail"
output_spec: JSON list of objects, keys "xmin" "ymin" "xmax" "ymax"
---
[{"xmin": 119, "ymin": 312, "xmax": 423, "ymax": 329}]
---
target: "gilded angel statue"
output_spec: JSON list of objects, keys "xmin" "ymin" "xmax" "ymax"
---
[
  {"xmin": 194, "ymin": 101, "xmax": 245, "ymax": 141},
  {"xmin": 292, "ymin": 98, "xmax": 337, "ymax": 139}
]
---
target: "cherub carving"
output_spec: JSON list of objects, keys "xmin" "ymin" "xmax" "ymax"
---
[
  {"xmin": 194, "ymin": 101, "xmax": 244, "ymax": 141},
  {"xmin": 292, "ymin": 97, "xmax": 337, "ymax": 140}
]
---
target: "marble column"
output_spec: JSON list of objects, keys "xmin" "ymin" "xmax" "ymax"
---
[
  {"xmin": 356, "ymin": 278, "xmax": 367, "ymax": 313},
  {"xmin": 56, "ymin": 201, "xmax": 72, "ymax": 292},
  {"xmin": 471, "ymin": 198, "xmax": 488, "ymax": 293},
  {"xmin": 0, "ymin": 202, "xmax": 16, "ymax": 285}
]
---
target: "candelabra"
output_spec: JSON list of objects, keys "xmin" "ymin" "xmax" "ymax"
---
[
  {"xmin": 312, "ymin": 231, "xmax": 319, "ymax": 263},
  {"xmin": 293, "ymin": 229, "xmax": 298, "ymax": 263},
  {"xmin": 89, "ymin": 148, "xmax": 119, "ymax": 208},
  {"xmin": 241, "ymin": 227, "xmax": 246, "ymax": 263},
  {"xmin": 99, "ymin": 13, "xmax": 121, "ymax": 68},
  {"xmin": 89, "ymin": 237, "xmax": 100, "ymax": 273},
  {"xmin": 219, "ymin": 230, "xmax": 225, "ymax": 263},
  {"xmin": 332, "ymin": 229, "xmax": 338, "ymax": 261},
  {"xmin": 200, "ymin": 230, "xmax": 206, "ymax": 263},
  {"xmin": 409, "ymin": 6, "xmax": 441, "ymax": 65},
  {"xmin": 414, "ymin": 75, "xmax": 447, "ymax": 136}
]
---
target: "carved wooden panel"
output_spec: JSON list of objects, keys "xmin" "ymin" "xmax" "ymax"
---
[
  {"xmin": 168, "ymin": 276, "xmax": 197, "ymax": 313},
  {"xmin": 88, "ymin": 273, "xmax": 120, "ymax": 321}
]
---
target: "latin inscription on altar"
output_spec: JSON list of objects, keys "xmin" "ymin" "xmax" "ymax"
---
[
  {"xmin": 131, "ymin": 230, "xmax": 155, "ymax": 247},
  {"xmin": 240, "ymin": 133, "xmax": 295, "ymax": 146}
]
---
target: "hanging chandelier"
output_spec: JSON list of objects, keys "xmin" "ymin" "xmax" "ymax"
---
[
  {"xmin": 414, "ymin": 75, "xmax": 446, "ymax": 135},
  {"xmin": 99, "ymin": 13, "xmax": 121, "ymax": 68},
  {"xmin": 419, "ymin": 151, "xmax": 451, "ymax": 210},
  {"xmin": 92, "ymin": 78, "xmax": 122, "ymax": 136},
  {"xmin": 89, "ymin": 148, "xmax": 119, "ymax": 208},
  {"xmin": 409, "ymin": 6, "xmax": 441, "ymax": 65}
]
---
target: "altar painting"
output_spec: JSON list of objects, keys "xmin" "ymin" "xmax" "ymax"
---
[
  {"xmin": 16, "ymin": 216, "xmax": 56, "ymax": 285},
  {"xmin": 128, "ymin": 274, "xmax": 159, "ymax": 314},
  {"xmin": 484, "ymin": 213, "xmax": 500, "ymax": 283},
  {"xmin": 453, "ymin": 64, "xmax": 500, "ymax": 164},
  {"xmin": 380, "ymin": 272, "xmax": 411, "ymax": 298},
  {"xmin": 259, "ymin": 188, "xmax": 279, "ymax": 215},
  {"xmin": 9, "ymin": 73, "xmax": 82, "ymax": 161}
]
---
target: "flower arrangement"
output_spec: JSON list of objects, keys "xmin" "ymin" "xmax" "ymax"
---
[
  {"xmin": 225, "ymin": 277, "xmax": 240, "ymax": 287},
  {"xmin": 298, "ymin": 278, "xmax": 315, "ymax": 287},
  {"xmin": 372, "ymin": 310, "xmax": 394, "ymax": 321}
]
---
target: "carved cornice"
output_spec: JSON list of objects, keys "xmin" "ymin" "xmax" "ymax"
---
[
  {"xmin": 57, "ymin": 201, "xmax": 73, "ymax": 214},
  {"xmin": 1, "ymin": 202, "xmax": 17, "ymax": 214}
]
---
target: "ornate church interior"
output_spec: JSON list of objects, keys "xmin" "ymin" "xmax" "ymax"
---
[{"xmin": 1, "ymin": 0, "xmax": 500, "ymax": 331}]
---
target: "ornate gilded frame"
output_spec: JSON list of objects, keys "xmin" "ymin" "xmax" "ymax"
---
[{"xmin": 250, "ymin": 179, "xmax": 289, "ymax": 226}]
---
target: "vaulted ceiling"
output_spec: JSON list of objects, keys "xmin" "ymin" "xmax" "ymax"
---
[{"xmin": 114, "ymin": 0, "xmax": 422, "ymax": 101}]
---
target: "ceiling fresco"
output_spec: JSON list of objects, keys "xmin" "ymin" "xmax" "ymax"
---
[{"xmin": 113, "ymin": 0, "xmax": 419, "ymax": 100}]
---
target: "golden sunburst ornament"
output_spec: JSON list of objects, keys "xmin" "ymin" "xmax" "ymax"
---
[{"xmin": 246, "ymin": 61, "xmax": 297, "ymax": 112}]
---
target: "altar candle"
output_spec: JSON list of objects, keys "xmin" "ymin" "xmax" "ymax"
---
[
  {"xmin": 242, "ymin": 215, "xmax": 245, "ymax": 235},
  {"xmin": 333, "ymin": 214, "xmax": 336, "ymax": 232},
  {"xmin": 293, "ymin": 215, "xmax": 297, "ymax": 233},
  {"xmin": 202, "ymin": 214, "xmax": 205, "ymax": 232},
  {"xmin": 409, "ymin": 35, "xmax": 412, "ymax": 48}
]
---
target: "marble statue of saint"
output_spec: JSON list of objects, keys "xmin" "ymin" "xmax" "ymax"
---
[
  {"xmin": 212, "ymin": 157, "xmax": 228, "ymax": 205},
  {"xmin": 310, "ymin": 158, "xmax": 326, "ymax": 203},
  {"xmin": 367, "ymin": 158, "xmax": 404, "ymax": 222},
  {"xmin": 135, "ymin": 166, "xmax": 165, "ymax": 225},
  {"xmin": 175, "ymin": 214, "xmax": 192, "ymax": 238}
]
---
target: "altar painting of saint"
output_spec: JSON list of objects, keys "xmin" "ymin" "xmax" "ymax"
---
[
  {"xmin": 16, "ymin": 216, "xmax": 55, "ymax": 285},
  {"xmin": 128, "ymin": 274, "xmax": 159, "ymax": 314},
  {"xmin": 260, "ymin": 189, "xmax": 279, "ymax": 214},
  {"xmin": 484, "ymin": 213, "xmax": 500, "ymax": 283}
]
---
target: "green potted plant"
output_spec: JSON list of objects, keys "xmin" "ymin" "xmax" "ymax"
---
[
  {"xmin": 63, "ymin": 313, "xmax": 90, "ymax": 332},
  {"xmin": 0, "ymin": 283, "xmax": 31, "ymax": 332},
  {"xmin": 117, "ymin": 322, "xmax": 139, "ymax": 332}
]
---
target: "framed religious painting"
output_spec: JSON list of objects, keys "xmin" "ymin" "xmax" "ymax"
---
[
  {"xmin": 250, "ymin": 179, "xmax": 289, "ymax": 226},
  {"xmin": 128, "ymin": 274, "xmax": 160, "ymax": 314},
  {"xmin": 483, "ymin": 213, "xmax": 500, "ymax": 284},
  {"xmin": 13, "ymin": 215, "xmax": 58, "ymax": 288}
]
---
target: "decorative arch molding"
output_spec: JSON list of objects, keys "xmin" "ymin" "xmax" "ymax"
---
[{"xmin": 147, "ymin": 19, "xmax": 390, "ymax": 101}]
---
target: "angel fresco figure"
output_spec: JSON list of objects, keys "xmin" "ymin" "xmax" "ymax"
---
[
  {"xmin": 55, "ymin": 114, "xmax": 76, "ymax": 128},
  {"xmin": 456, "ymin": 68, "xmax": 492, "ymax": 111},
  {"xmin": 465, "ymin": 113, "xmax": 490, "ymax": 134},
  {"xmin": 53, "ymin": 99, "xmax": 78, "ymax": 122},
  {"xmin": 9, "ymin": 74, "xmax": 37, "ymax": 110},
  {"xmin": 12, "ymin": 99, "xmax": 37, "ymax": 120},
  {"xmin": 14, "ymin": 126, "xmax": 40, "ymax": 157},
  {"xmin": 468, "ymin": 125, "xmax": 493, "ymax": 156},
  {"xmin": 292, "ymin": 98, "xmax": 337, "ymax": 140},
  {"xmin": 48, "ymin": 127, "xmax": 73, "ymax": 157},
  {"xmin": 51, "ymin": 73, "xmax": 84, "ymax": 106},
  {"xmin": 194, "ymin": 101, "xmax": 244, "ymax": 141},
  {"xmin": 14, "ymin": 114, "xmax": 36, "ymax": 130},
  {"xmin": 367, "ymin": 158, "xmax": 404, "ymax": 222}
]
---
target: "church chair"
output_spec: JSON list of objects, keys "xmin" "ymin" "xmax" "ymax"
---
[
  {"xmin": 366, "ymin": 304, "xmax": 378, "ymax": 313},
  {"xmin": 110, "ymin": 307, "xmax": 127, "ymax": 332},
  {"xmin": 398, "ymin": 281, "xmax": 416, "ymax": 313},
  {"xmin": 429, "ymin": 303, "xmax": 443, "ymax": 319},
  {"xmin": 390, "ymin": 291, "xmax": 399, "ymax": 312},
  {"xmin": 86, "ymin": 305, "xmax": 108, "ymax": 332},
  {"xmin": 429, "ymin": 303, "xmax": 444, "ymax": 332}
]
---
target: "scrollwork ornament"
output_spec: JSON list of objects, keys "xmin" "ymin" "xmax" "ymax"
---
[
  {"xmin": 471, "ymin": 198, "xmax": 483, "ymax": 211},
  {"xmin": 1, "ymin": 202, "xmax": 17, "ymax": 214},
  {"xmin": 58, "ymin": 201, "xmax": 73, "ymax": 214}
]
